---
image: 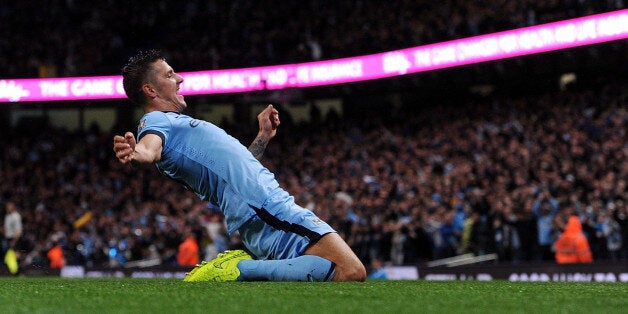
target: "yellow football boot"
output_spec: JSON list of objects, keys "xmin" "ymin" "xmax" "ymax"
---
[{"xmin": 183, "ymin": 250, "xmax": 252, "ymax": 282}]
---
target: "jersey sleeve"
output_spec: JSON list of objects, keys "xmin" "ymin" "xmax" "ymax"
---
[{"xmin": 137, "ymin": 111, "xmax": 171, "ymax": 147}]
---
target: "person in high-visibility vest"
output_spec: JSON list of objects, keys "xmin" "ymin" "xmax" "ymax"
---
[
  {"xmin": 177, "ymin": 229, "xmax": 200, "ymax": 267},
  {"xmin": 554, "ymin": 215, "xmax": 593, "ymax": 264},
  {"xmin": 47, "ymin": 243, "xmax": 66, "ymax": 268}
]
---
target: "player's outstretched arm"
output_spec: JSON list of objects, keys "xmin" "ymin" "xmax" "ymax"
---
[
  {"xmin": 113, "ymin": 132, "xmax": 163, "ymax": 166},
  {"xmin": 249, "ymin": 104, "xmax": 280, "ymax": 160}
]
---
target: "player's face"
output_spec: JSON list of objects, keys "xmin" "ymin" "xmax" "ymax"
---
[{"xmin": 149, "ymin": 60, "xmax": 186, "ymax": 112}]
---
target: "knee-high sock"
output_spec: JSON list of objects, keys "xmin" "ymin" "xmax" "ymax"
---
[{"xmin": 237, "ymin": 255, "xmax": 336, "ymax": 282}]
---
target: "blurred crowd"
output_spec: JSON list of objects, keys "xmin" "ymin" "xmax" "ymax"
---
[
  {"xmin": 1, "ymin": 80, "xmax": 626, "ymax": 270},
  {"xmin": 0, "ymin": 1, "xmax": 626, "ymax": 272},
  {"xmin": 268, "ymin": 82, "xmax": 627, "ymax": 266},
  {"xmin": 0, "ymin": 0, "xmax": 625, "ymax": 78}
]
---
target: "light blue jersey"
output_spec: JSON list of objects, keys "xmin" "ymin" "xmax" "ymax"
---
[{"xmin": 137, "ymin": 111, "xmax": 292, "ymax": 235}]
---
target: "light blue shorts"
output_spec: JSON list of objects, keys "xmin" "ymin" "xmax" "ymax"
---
[{"xmin": 238, "ymin": 203, "xmax": 336, "ymax": 260}]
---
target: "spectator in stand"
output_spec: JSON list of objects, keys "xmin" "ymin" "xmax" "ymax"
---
[
  {"xmin": 612, "ymin": 197, "xmax": 628, "ymax": 260},
  {"xmin": 533, "ymin": 190, "xmax": 559, "ymax": 261},
  {"xmin": 367, "ymin": 258, "xmax": 388, "ymax": 280}
]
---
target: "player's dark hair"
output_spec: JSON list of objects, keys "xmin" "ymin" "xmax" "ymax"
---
[{"xmin": 122, "ymin": 50, "xmax": 165, "ymax": 105}]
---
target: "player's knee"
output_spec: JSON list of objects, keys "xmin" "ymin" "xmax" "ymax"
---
[
  {"xmin": 336, "ymin": 261, "xmax": 367, "ymax": 282},
  {"xmin": 350, "ymin": 263, "xmax": 367, "ymax": 282}
]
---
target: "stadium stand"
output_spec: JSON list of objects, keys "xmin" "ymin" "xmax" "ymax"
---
[
  {"xmin": 0, "ymin": 1, "xmax": 626, "ymax": 271},
  {"xmin": 1, "ymin": 81, "xmax": 625, "ymax": 269},
  {"xmin": 0, "ymin": 0, "xmax": 625, "ymax": 77}
]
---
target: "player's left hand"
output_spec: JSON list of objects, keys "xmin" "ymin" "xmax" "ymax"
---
[{"xmin": 257, "ymin": 104, "xmax": 280, "ymax": 139}]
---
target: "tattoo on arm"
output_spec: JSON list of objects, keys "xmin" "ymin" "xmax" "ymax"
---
[{"xmin": 248, "ymin": 135, "xmax": 269, "ymax": 160}]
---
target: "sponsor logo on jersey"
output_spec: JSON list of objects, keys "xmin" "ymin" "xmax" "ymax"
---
[{"xmin": 137, "ymin": 119, "xmax": 146, "ymax": 133}]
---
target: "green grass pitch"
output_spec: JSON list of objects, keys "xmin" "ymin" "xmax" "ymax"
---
[{"xmin": 0, "ymin": 278, "xmax": 626, "ymax": 313}]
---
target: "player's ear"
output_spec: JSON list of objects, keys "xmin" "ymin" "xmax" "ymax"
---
[{"xmin": 142, "ymin": 83, "xmax": 157, "ymax": 98}]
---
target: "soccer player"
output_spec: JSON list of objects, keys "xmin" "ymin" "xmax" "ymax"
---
[{"xmin": 113, "ymin": 50, "xmax": 366, "ymax": 282}]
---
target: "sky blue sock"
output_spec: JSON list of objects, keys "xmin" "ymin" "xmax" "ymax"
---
[{"xmin": 237, "ymin": 255, "xmax": 336, "ymax": 282}]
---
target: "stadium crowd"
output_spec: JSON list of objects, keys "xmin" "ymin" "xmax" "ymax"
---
[
  {"xmin": 0, "ymin": 1, "xmax": 626, "ymax": 271},
  {"xmin": 0, "ymin": 0, "xmax": 625, "ymax": 78},
  {"xmin": 1, "ymin": 80, "xmax": 626, "ymax": 269}
]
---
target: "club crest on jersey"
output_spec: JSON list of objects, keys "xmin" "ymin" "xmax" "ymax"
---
[{"xmin": 137, "ymin": 119, "xmax": 146, "ymax": 133}]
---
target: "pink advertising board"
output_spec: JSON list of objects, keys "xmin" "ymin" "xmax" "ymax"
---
[{"xmin": 1, "ymin": 9, "xmax": 627, "ymax": 102}]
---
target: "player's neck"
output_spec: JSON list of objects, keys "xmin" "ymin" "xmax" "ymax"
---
[{"xmin": 144, "ymin": 102, "xmax": 183, "ymax": 114}]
